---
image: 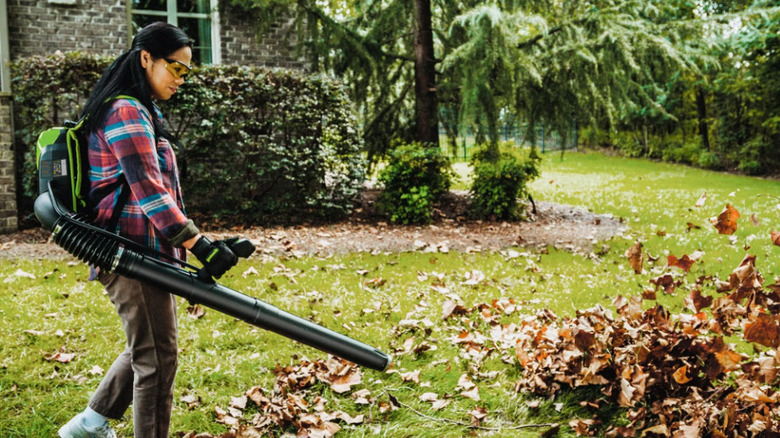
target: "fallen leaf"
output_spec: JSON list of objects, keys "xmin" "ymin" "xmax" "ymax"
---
[
  {"xmin": 694, "ymin": 192, "xmax": 707, "ymax": 207},
  {"xmin": 460, "ymin": 386, "xmax": 480, "ymax": 401},
  {"xmin": 686, "ymin": 288, "xmax": 713, "ymax": 313},
  {"xmin": 43, "ymin": 347, "xmax": 75, "ymax": 363},
  {"xmin": 399, "ymin": 370, "xmax": 421, "ymax": 384},
  {"xmin": 468, "ymin": 406, "xmax": 488, "ymax": 427},
  {"xmin": 364, "ymin": 277, "xmax": 385, "ymax": 288},
  {"xmin": 667, "ymin": 254, "xmax": 694, "ymax": 272},
  {"xmin": 744, "ymin": 313, "xmax": 780, "ymax": 348},
  {"xmin": 431, "ymin": 399, "xmax": 451, "ymax": 410},
  {"xmin": 625, "ymin": 242, "xmax": 643, "ymax": 274},
  {"xmin": 456, "ymin": 374, "xmax": 476, "ymax": 390},
  {"xmin": 180, "ymin": 392, "xmax": 201, "ymax": 409},
  {"xmin": 711, "ymin": 203, "xmax": 740, "ymax": 235},
  {"xmin": 771, "ymin": 230, "xmax": 780, "ymax": 246},
  {"xmin": 229, "ymin": 395, "xmax": 247, "ymax": 410},
  {"xmin": 673, "ymin": 365, "xmax": 692, "ymax": 384},
  {"xmin": 420, "ymin": 392, "xmax": 439, "ymax": 402},
  {"xmin": 186, "ymin": 305, "xmax": 205, "ymax": 319}
]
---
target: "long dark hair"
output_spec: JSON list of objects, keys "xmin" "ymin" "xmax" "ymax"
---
[{"xmin": 81, "ymin": 22, "xmax": 192, "ymax": 141}]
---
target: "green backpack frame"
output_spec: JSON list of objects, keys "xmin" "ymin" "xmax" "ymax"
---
[{"xmin": 35, "ymin": 95, "xmax": 136, "ymax": 224}]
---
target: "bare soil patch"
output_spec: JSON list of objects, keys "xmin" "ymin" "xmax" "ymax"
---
[{"xmin": 0, "ymin": 191, "xmax": 627, "ymax": 260}]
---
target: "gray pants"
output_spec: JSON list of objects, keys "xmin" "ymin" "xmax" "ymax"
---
[{"xmin": 89, "ymin": 272, "xmax": 178, "ymax": 438}]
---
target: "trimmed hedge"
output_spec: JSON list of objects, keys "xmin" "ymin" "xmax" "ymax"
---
[{"xmin": 12, "ymin": 51, "xmax": 365, "ymax": 225}]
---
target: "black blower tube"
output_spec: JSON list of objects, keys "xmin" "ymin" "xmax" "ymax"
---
[{"xmin": 34, "ymin": 191, "xmax": 391, "ymax": 372}]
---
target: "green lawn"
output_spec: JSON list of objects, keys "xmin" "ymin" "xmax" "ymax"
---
[{"xmin": 2, "ymin": 151, "xmax": 779, "ymax": 437}]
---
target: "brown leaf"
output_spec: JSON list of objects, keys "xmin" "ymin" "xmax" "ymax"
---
[
  {"xmin": 744, "ymin": 313, "xmax": 780, "ymax": 348},
  {"xmin": 625, "ymin": 242, "xmax": 643, "ymax": 274},
  {"xmin": 569, "ymin": 419, "xmax": 597, "ymax": 436},
  {"xmin": 419, "ymin": 392, "xmax": 439, "ymax": 402},
  {"xmin": 642, "ymin": 289, "xmax": 657, "ymax": 300},
  {"xmin": 715, "ymin": 349, "xmax": 745, "ymax": 372},
  {"xmin": 187, "ymin": 305, "xmax": 205, "ymax": 319},
  {"xmin": 667, "ymin": 254, "xmax": 694, "ymax": 272},
  {"xmin": 771, "ymin": 230, "xmax": 780, "ymax": 246},
  {"xmin": 650, "ymin": 274, "xmax": 681, "ymax": 295},
  {"xmin": 672, "ymin": 365, "xmax": 691, "ymax": 384},
  {"xmin": 686, "ymin": 288, "xmax": 713, "ymax": 313},
  {"xmin": 711, "ymin": 203, "xmax": 740, "ymax": 235}
]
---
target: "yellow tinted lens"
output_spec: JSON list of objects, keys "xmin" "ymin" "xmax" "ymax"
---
[{"xmin": 165, "ymin": 60, "xmax": 191, "ymax": 79}]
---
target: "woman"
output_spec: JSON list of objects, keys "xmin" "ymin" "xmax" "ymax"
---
[{"xmin": 58, "ymin": 22, "xmax": 240, "ymax": 438}]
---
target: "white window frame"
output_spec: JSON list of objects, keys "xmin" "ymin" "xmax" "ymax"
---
[
  {"xmin": 0, "ymin": 0, "xmax": 11, "ymax": 92},
  {"xmin": 127, "ymin": 0, "xmax": 221, "ymax": 64}
]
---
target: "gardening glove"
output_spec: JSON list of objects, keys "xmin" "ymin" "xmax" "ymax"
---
[{"xmin": 191, "ymin": 236, "xmax": 238, "ymax": 280}]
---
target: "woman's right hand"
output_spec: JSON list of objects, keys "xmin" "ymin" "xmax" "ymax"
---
[{"xmin": 189, "ymin": 236, "xmax": 238, "ymax": 279}]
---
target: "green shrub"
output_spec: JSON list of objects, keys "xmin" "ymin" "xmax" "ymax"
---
[
  {"xmin": 661, "ymin": 142, "xmax": 702, "ymax": 165},
  {"xmin": 376, "ymin": 142, "xmax": 454, "ymax": 224},
  {"xmin": 165, "ymin": 65, "xmax": 365, "ymax": 223},
  {"xmin": 11, "ymin": 52, "xmax": 365, "ymax": 224},
  {"xmin": 697, "ymin": 150, "xmax": 723, "ymax": 170},
  {"xmin": 468, "ymin": 146, "xmax": 541, "ymax": 221}
]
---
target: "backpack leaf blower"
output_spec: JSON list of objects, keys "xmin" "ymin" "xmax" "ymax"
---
[{"xmin": 34, "ymin": 187, "xmax": 391, "ymax": 371}]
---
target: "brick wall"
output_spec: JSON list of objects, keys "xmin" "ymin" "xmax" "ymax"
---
[
  {"xmin": 7, "ymin": 0, "xmax": 306, "ymax": 68},
  {"xmin": 0, "ymin": 93, "xmax": 17, "ymax": 233},
  {"xmin": 7, "ymin": 0, "xmax": 128, "ymax": 59},
  {"xmin": 220, "ymin": 14, "xmax": 307, "ymax": 69}
]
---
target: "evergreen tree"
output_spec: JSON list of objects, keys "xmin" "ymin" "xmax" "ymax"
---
[{"xmin": 227, "ymin": 0, "xmax": 777, "ymax": 168}]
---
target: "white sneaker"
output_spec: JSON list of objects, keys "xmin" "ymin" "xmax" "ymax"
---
[{"xmin": 58, "ymin": 412, "xmax": 117, "ymax": 438}]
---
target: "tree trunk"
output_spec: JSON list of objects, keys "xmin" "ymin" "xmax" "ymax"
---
[
  {"xmin": 695, "ymin": 86, "xmax": 710, "ymax": 151},
  {"xmin": 413, "ymin": 0, "xmax": 439, "ymax": 146}
]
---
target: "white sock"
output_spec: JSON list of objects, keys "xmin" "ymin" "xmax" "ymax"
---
[{"xmin": 81, "ymin": 407, "xmax": 107, "ymax": 428}]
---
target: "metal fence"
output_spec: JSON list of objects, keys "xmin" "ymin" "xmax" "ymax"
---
[{"xmin": 441, "ymin": 122, "xmax": 579, "ymax": 161}]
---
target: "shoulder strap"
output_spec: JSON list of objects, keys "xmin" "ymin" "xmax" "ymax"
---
[{"xmin": 67, "ymin": 116, "xmax": 89, "ymax": 212}]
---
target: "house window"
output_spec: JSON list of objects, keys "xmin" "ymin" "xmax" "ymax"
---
[{"xmin": 129, "ymin": 0, "xmax": 220, "ymax": 64}]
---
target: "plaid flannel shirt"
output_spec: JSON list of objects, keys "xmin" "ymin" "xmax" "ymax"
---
[{"xmin": 88, "ymin": 98, "xmax": 189, "ymax": 261}]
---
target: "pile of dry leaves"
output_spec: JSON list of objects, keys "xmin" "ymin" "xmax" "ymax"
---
[{"xmin": 510, "ymin": 253, "xmax": 780, "ymax": 437}]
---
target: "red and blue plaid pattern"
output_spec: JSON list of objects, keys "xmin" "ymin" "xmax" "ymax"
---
[{"xmin": 88, "ymin": 98, "xmax": 188, "ymax": 260}]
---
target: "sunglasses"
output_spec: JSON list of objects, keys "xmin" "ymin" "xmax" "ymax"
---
[{"xmin": 163, "ymin": 58, "xmax": 192, "ymax": 80}]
